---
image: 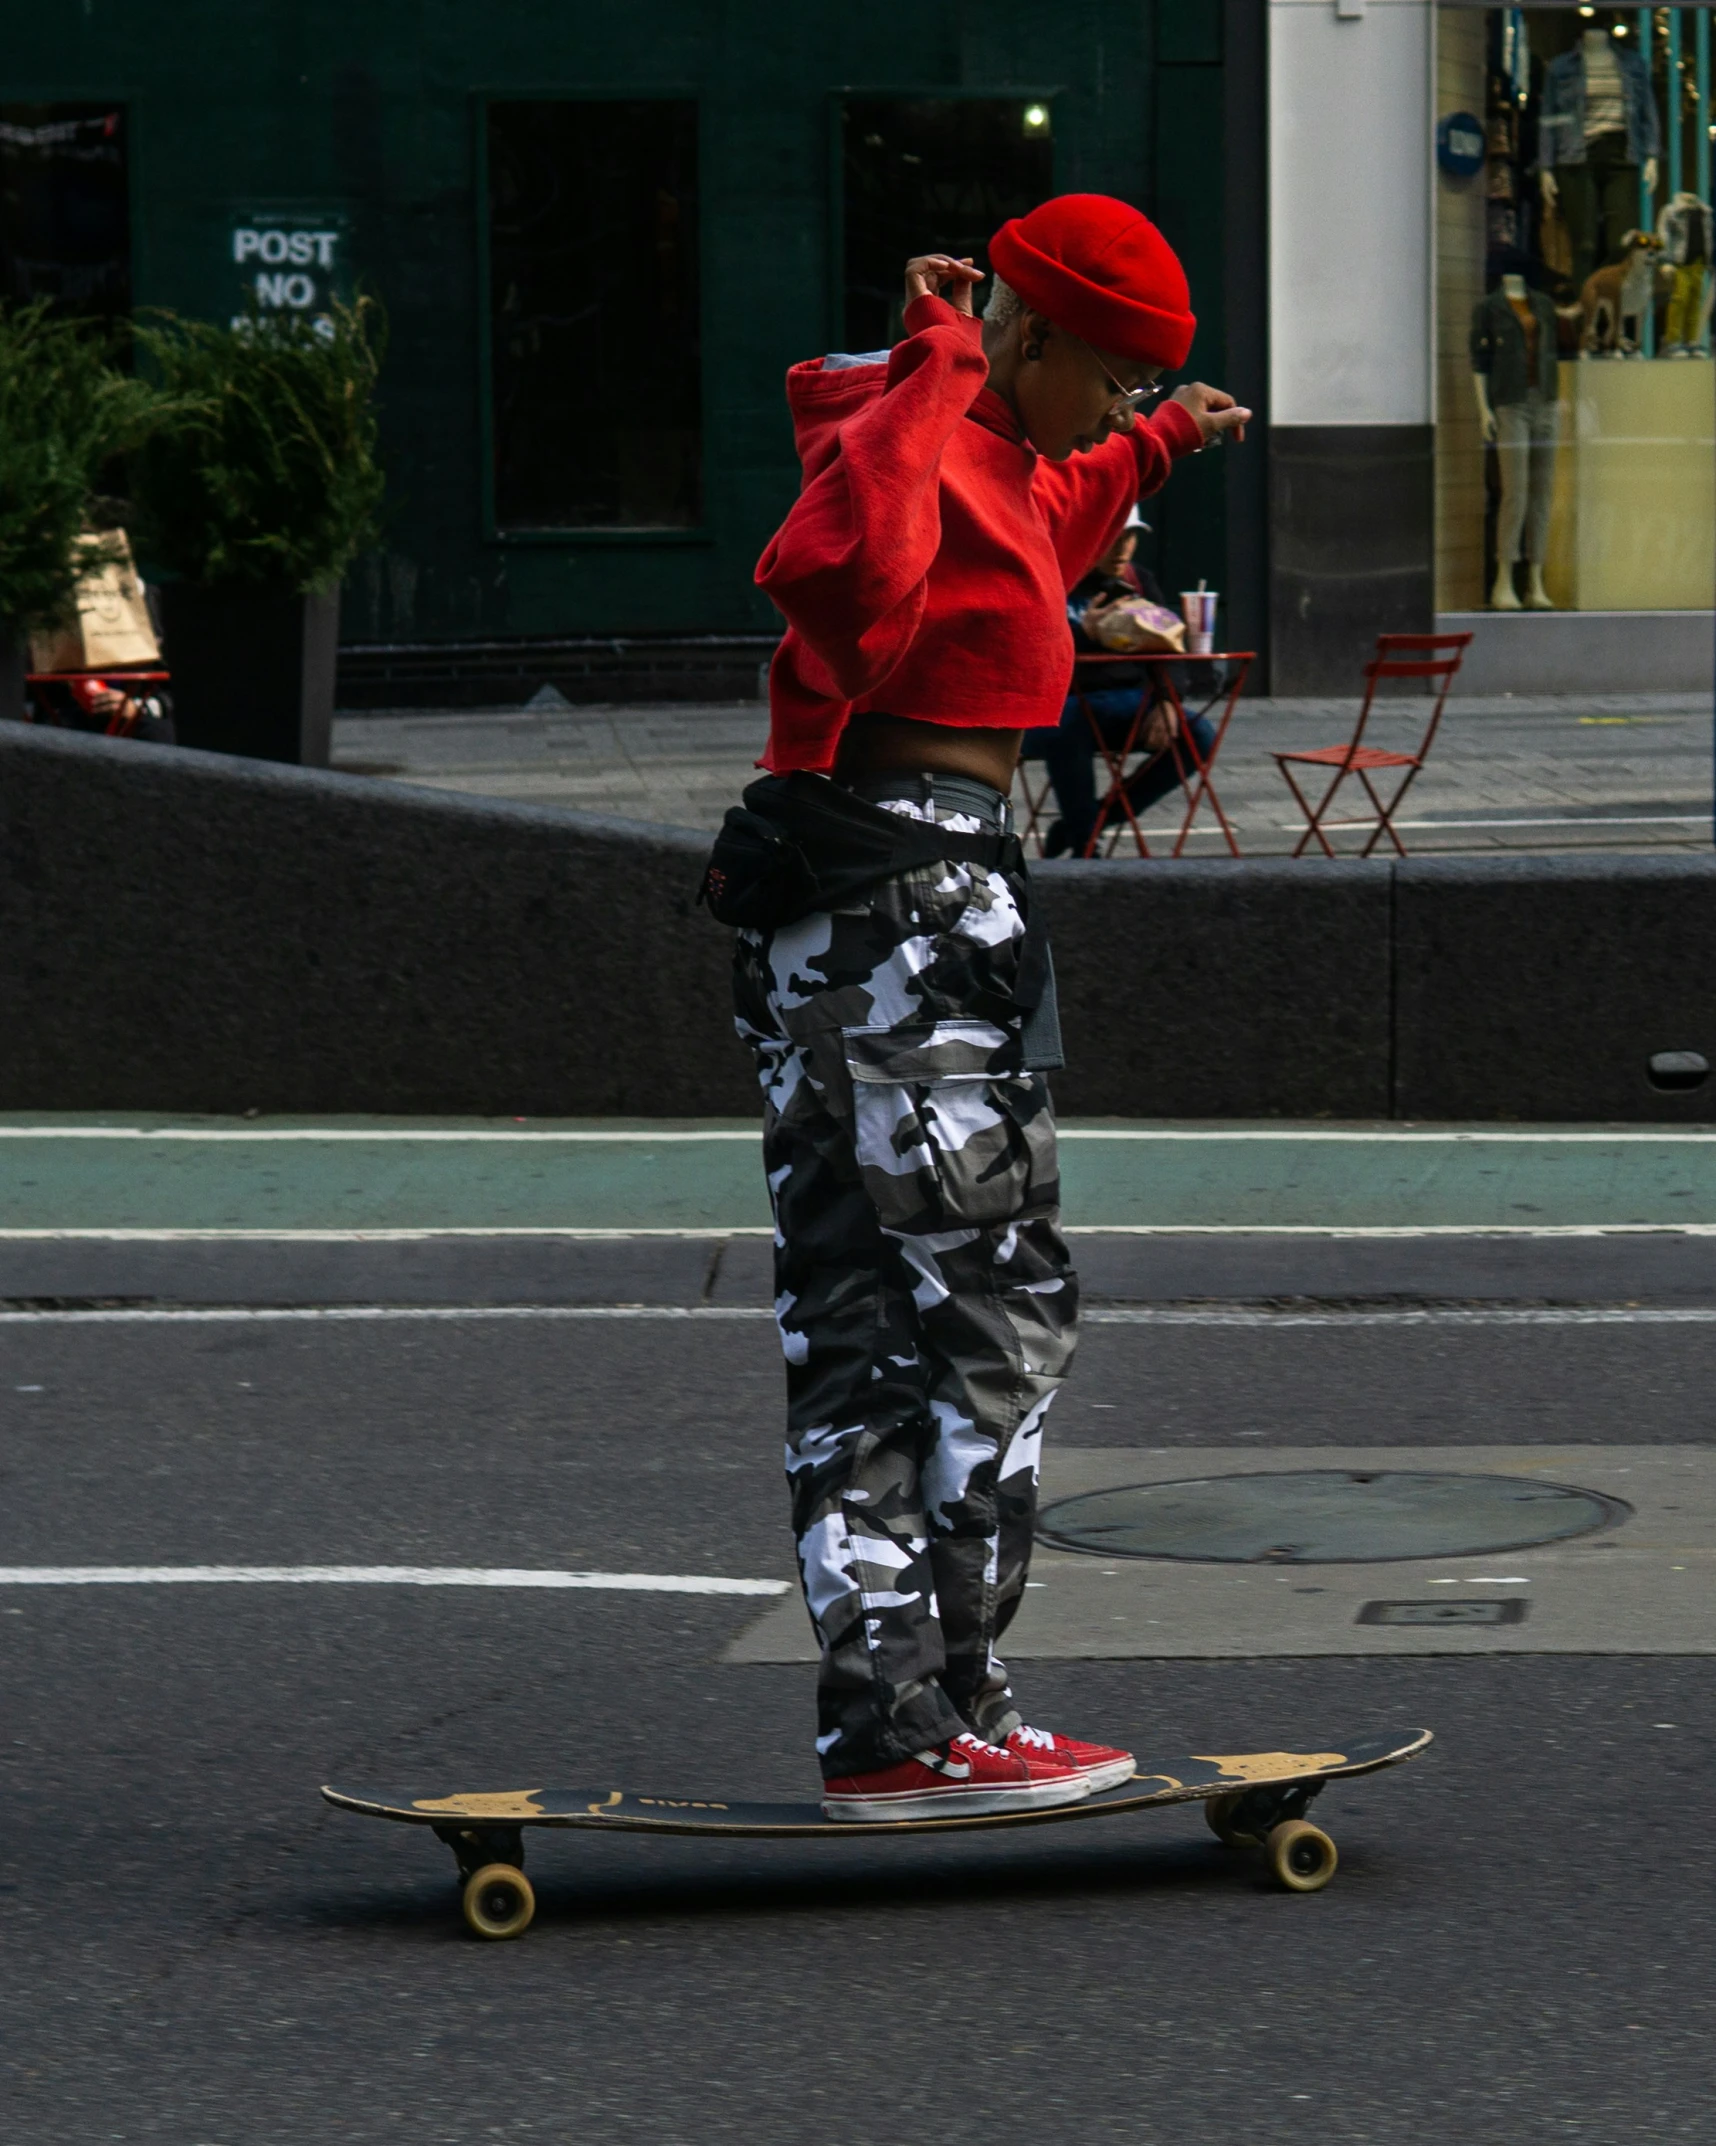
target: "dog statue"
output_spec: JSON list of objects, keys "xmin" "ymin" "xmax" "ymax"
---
[{"xmin": 1581, "ymin": 230, "xmax": 1666, "ymax": 354}]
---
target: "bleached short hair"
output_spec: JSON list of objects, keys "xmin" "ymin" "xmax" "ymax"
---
[{"xmin": 983, "ymin": 276, "xmax": 1023, "ymax": 327}]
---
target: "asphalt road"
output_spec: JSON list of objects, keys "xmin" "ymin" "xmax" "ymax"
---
[{"xmin": 2, "ymin": 1272, "xmax": 1712, "ymax": 2144}]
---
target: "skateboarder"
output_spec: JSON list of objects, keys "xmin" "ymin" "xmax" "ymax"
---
[{"xmin": 728, "ymin": 194, "xmax": 1249, "ymax": 1821}]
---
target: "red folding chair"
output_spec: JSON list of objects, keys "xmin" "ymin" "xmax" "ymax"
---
[
  {"xmin": 1082, "ymin": 650, "xmax": 1251, "ymax": 858},
  {"xmin": 1273, "ymin": 631, "xmax": 1472, "ymax": 858},
  {"xmin": 1014, "ymin": 750, "xmax": 1060, "ymax": 858},
  {"xmin": 25, "ymin": 667, "xmax": 173, "ymax": 739}
]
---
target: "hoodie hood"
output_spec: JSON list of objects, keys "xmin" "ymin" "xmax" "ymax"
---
[
  {"xmin": 785, "ymin": 351, "xmax": 1025, "ymax": 488},
  {"xmin": 784, "ymin": 355, "xmax": 889, "ymax": 485}
]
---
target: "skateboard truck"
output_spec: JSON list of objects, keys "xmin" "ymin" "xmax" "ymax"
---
[{"xmin": 1203, "ymin": 1778, "xmax": 1338, "ymax": 1890}]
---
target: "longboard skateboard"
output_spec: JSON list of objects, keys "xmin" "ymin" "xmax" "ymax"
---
[{"xmin": 323, "ymin": 1725, "xmax": 1431, "ymax": 1939}]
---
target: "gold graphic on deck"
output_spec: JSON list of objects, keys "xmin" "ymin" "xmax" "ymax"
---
[
  {"xmin": 1193, "ymin": 1751, "xmax": 1348, "ymax": 1782},
  {"xmin": 586, "ymin": 1792, "xmax": 624, "ymax": 1815},
  {"xmin": 637, "ymin": 1797, "xmax": 731, "ymax": 1811},
  {"xmin": 411, "ymin": 1791, "xmax": 546, "ymax": 1819}
]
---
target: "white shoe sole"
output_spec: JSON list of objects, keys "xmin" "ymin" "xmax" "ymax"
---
[
  {"xmin": 1078, "ymin": 1756, "xmax": 1138, "ymax": 1795},
  {"xmin": 821, "ymin": 1773, "xmax": 1093, "ymax": 1824}
]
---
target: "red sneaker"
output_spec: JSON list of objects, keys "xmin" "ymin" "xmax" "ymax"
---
[
  {"xmin": 822, "ymin": 1731, "xmax": 1092, "ymax": 1823},
  {"xmin": 1002, "ymin": 1725, "xmax": 1137, "ymax": 1794}
]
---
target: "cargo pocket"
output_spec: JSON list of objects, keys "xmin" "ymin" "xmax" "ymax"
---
[{"xmin": 842, "ymin": 1020, "xmax": 1058, "ymax": 1235}]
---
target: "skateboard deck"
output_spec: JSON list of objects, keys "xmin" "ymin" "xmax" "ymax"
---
[{"xmin": 324, "ymin": 1727, "xmax": 1431, "ymax": 1938}]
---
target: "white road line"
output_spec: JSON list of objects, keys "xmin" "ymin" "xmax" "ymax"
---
[
  {"xmin": 0, "ymin": 1127, "xmax": 762, "ymax": 1142},
  {"xmin": 0, "ymin": 1304, "xmax": 1711, "ymax": 1327},
  {"xmin": 0, "ymin": 1565, "xmax": 789, "ymax": 1593},
  {"xmin": 3, "ymin": 1126, "xmax": 1716, "ymax": 1145},
  {"xmin": 1060, "ymin": 1132, "xmax": 1716, "ymax": 1145},
  {"xmin": 0, "ymin": 1304, "xmax": 774, "ymax": 1323},
  {"xmin": 1277, "ymin": 814, "xmax": 1712, "ymax": 833},
  {"xmin": 0, "ymin": 1228, "xmax": 776, "ymax": 1241},
  {"xmin": 0, "ymin": 1224, "xmax": 1713, "ymax": 1244}
]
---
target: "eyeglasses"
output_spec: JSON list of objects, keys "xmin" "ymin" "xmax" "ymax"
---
[{"xmin": 1091, "ymin": 353, "xmax": 1165, "ymax": 415}]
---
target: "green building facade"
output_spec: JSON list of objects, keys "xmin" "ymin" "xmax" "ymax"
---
[{"xmin": 5, "ymin": 1, "xmax": 1250, "ymax": 666}]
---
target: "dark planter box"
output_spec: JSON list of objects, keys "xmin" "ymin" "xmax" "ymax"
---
[
  {"xmin": 0, "ymin": 625, "xmax": 25, "ymax": 723},
  {"xmin": 159, "ymin": 583, "xmax": 338, "ymax": 766}
]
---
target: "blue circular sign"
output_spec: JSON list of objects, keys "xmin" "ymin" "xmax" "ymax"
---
[{"xmin": 1438, "ymin": 110, "xmax": 1487, "ymax": 179}]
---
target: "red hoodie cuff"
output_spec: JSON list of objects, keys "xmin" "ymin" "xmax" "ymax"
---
[
  {"xmin": 1146, "ymin": 396, "xmax": 1206, "ymax": 459},
  {"xmin": 901, "ymin": 291, "xmax": 984, "ymax": 343}
]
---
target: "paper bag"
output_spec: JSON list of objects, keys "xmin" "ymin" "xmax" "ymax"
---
[
  {"xmin": 1086, "ymin": 595, "xmax": 1186, "ymax": 655},
  {"xmin": 29, "ymin": 533, "xmax": 161, "ymax": 672}
]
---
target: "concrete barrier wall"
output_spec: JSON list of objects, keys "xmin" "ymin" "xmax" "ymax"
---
[
  {"xmin": 1042, "ymin": 858, "xmax": 1393, "ymax": 1118},
  {"xmin": 1395, "ymin": 854, "xmax": 1716, "ymax": 1122},
  {"xmin": 3, "ymin": 723, "xmax": 1713, "ymax": 1122},
  {"xmin": 0, "ymin": 724, "xmax": 755, "ymax": 1118}
]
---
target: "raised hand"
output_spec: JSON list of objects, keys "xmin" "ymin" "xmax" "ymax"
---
[
  {"xmin": 1169, "ymin": 382, "xmax": 1252, "ymax": 446},
  {"xmin": 904, "ymin": 254, "xmax": 985, "ymax": 315}
]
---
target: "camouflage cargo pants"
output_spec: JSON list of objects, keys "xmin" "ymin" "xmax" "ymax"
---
[{"xmin": 732, "ymin": 789, "xmax": 1079, "ymax": 1778}]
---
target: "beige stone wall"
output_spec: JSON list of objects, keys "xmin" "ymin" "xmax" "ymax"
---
[{"xmin": 1434, "ymin": 6, "xmax": 1489, "ymax": 611}]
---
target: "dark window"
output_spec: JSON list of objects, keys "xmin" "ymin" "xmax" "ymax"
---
[
  {"xmin": 487, "ymin": 100, "xmax": 700, "ymax": 532},
  {"xmin": 841, "ymin": 99, "xmax": 1054, "ymax": 351},
  {"xmin": 0, "ymin": 103, "xmax": 130, "ymax": 323}
]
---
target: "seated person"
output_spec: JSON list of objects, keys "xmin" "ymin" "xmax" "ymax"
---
[
  {"xmin": 1022, "ymin": 514, "xmax": 1215, "ymax": 856},
  {"xmin": 26, "ymin": 671, "xmax": 174, "ymax": 744}
]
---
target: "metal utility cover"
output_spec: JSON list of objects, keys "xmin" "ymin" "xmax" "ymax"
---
[
  {"xmin": 1359, "ymin": 1599, "xmax": 1527, "ymax": 1627},
  {"xmin": 1035, "ymin": 1470, "xmax": 1630, "ymax": 1564}
]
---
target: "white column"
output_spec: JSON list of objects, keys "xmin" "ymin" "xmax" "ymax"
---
[{"xmin": 1269, "ymin": 0, "xmax": 1432, "ymax": 426}]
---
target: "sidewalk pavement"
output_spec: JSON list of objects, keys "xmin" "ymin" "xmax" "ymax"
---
[{"xmin": 331, "ymin": 690, "xmax": 1714, "ymax": 854}]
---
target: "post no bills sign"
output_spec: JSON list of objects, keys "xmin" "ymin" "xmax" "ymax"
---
[{"xmin": 228, "ymin": 209, "xmax": 350, "ymax": 328}]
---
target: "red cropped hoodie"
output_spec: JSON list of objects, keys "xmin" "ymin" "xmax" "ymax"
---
[{"xmin": 755, "ymin": 292, "xmax": 1205, "ymax": 774}]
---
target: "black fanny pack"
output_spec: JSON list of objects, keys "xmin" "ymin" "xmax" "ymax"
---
[{"xmin": 699, "ymin": 772, "xmax": 1026, "ymax": 932}]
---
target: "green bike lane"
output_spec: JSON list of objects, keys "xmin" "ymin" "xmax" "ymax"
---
[{"xmin": 4, "ymin": 1115, "xmax": 1716, "ymax": 1233}]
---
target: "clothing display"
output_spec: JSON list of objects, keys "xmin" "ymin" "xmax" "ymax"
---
[
  {"xmin": 1556, "ymin": 131, "xmax": 1648, "ymax": 293},
  {"xmin": 1538, "ymin": 32, "xmax": 1660, "ymax": 291},
  {"xmin": 1438, "ymin": 9, "xmax": 1711, "ymax": 620},
  {"xmin": 1663, "ymin": 261, "xmax": 1712, "ymax": 349},
  {"xmin": 1658, "ymin": 193, "xmax": 1712, "ymax": 351},
  {"xmin": 1471, "ymin": 283, "xmax": 1560, "ymax": 405},
  {"xmin": 1494, "ymin": 389, "xmax": 1561, "ymax": 580},
  {"xmin": 1472, "ymin": 279, "xmax": 1562, "ymax": 605},
  {"xmin": 732, "ymin": 777, "xmax": 1076, "ymax": 1778},
  {"xmin": 756, "ymin": 292, "xmax": 1202, "ymax": 773},
  {"xmin": 1538, "ymin": 36, "xmax": 1660, "ymax": 170}
]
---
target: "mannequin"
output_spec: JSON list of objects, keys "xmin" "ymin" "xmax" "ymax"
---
[
  {"xmin": 1472, "ymin": 271, "xmax": 1561, "ymax": 611},
  {"xmin": 1539, "ymin": 21, "xmax": 1660, "ymax": 292},
  {"xmin": 1658, "ymin": 191, "xmax": 1713, "ymax": 354}
]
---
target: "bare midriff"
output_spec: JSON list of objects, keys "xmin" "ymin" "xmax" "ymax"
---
[{"xmin": 832, "ymin": 712, "xmax": 1024, "ymax": 794}]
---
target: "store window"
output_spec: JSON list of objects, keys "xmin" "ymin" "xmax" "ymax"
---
[
  {"xmin": 487, "ymin": 100, "xmax": 699, "ymax": 533},
  {"xmin": 841, "ymin": 98, "xmax": 1054, "ymax": 350},
  {"xmin": 0, "ymin": 103, "xmax": 130, "ymax": 323},
  {"xmin": 1436, "ymin": 7, "xmax": 1714, "ymax": 615}
]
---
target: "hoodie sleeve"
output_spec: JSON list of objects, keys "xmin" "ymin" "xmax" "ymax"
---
[
  {"xmin": 1031, "ymin": 397, "xmax": 1205, "ymax": 592},
  {"xmin": 754, "ymin": 294, "xmax": 990, "ymax": 702}
]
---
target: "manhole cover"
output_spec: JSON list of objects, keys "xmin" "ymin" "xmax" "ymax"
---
[
  {"xmin": 1036, "ymin": 1470, "xmax": 1630, "ymax": 1564},
  {"xmin": 1358, "ymin": 1599, "xmax": 1526, "ymax": 1627}
]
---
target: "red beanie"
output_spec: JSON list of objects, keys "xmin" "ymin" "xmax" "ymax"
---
[{"xmin": 989, "ymin": 194, "xmax": 1195, "ymax": 369}]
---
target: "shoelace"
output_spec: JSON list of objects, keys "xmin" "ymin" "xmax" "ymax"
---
[{"xmin": 1013, "ymin": 1725, "xmax": 1058, "ymax": 1751}]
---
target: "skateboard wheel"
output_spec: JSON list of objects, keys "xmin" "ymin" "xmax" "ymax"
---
[
  {"xmin": 1266, "ymin": 1820, "xmax": 1338, "ymax": 1893},
  {"xmin": 461, "ymin": 1863, "xmax": 536, "ymax": 1940},
  {"xmin": 1205, "ymin": 1793, "xmax": 1261, "ymax": 1849}
]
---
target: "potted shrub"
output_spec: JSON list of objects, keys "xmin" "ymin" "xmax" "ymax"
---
[
  {"xmin": 131, "ymin": 299, "xmax": 385, "ymax": 765},
  {"xmin": 0, "ymin": 302, "xmax": 160, "ymax": 721}
]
